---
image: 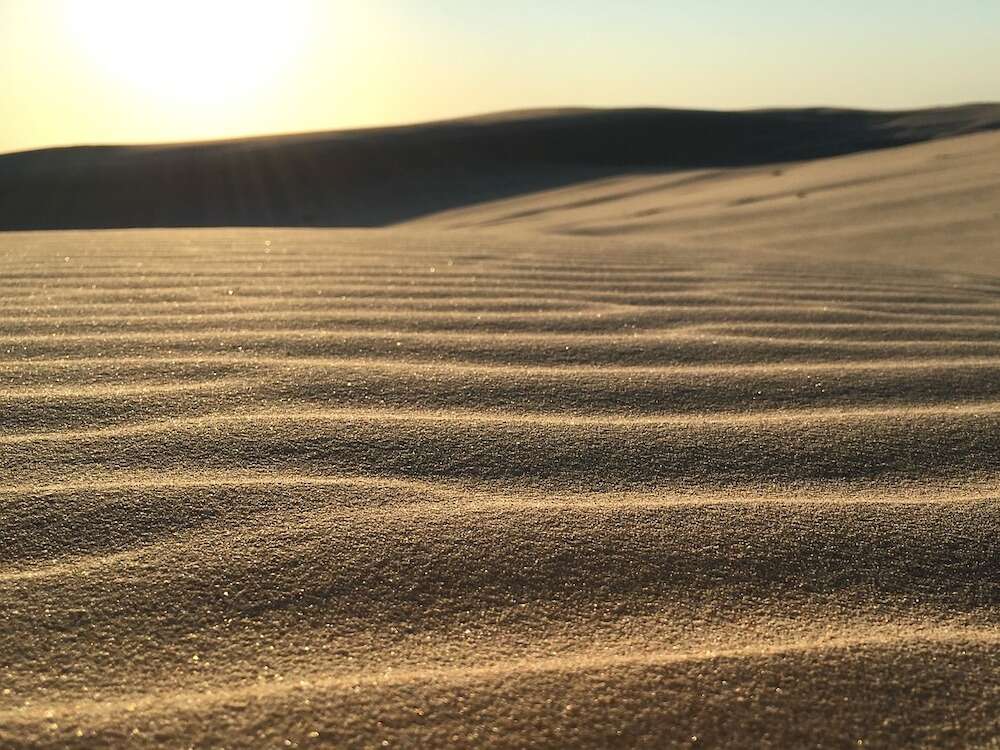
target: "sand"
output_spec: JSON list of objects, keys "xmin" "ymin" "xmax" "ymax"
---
[
  {"xmin": 2, "ymin": 104, "xmax": 999, "ymax": 231},
  {"xmin": 1, "ymin": 130, "xmax": 999, "ymax": 748}
]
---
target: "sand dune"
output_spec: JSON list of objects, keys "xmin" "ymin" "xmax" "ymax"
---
[
  {"xmin": 2, "ymin": 127, "xmax": 1000, "ymax": 748},
  {"xmin": 1, "ymin": 104, "xmax": 999, "ymax": 230},
  {"xmin": 415, "ymin": 127, "xmax": 1000, "ymax": 273}
]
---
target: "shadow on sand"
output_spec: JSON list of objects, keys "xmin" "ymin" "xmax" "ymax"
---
[{"xmin": 1, "ymin": 104, "xmax": 998, "ymax": 230}]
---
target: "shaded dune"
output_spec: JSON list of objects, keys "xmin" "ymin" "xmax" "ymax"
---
[
  {"xmin": 3, "ymin": 223, "xmax": 1000, "ymax": 749},
  {"xmin": 1, "ymin": 104, "xmax": 999, "ymax": 230}
]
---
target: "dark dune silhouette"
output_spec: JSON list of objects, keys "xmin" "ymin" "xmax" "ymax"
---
[{"xmin": 1, "ymin": 103, "xmax": 998, "ymax": 230}]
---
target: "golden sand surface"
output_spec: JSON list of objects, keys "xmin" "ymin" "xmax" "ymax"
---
[{"xmin": 2, "ymin": 131, "xmax": 999, "ymax": 748}]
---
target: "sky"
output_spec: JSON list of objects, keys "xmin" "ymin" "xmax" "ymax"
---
[{"xmin": 1, "ymin": 0, "xmax": 998, "ymax": 154}]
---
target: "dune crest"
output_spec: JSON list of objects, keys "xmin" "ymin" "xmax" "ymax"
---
[{"xmin": 1, "ymin": 104, "xmax": 999, "ymax": 230}]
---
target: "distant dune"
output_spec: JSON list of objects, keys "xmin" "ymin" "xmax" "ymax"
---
[
  {"xmin": 2, "ymin": 112, "xmax": 1000, "ymax": 748},
  {"xmin": 414, "ymin": 127, "xmax": 1000, "ymax": 273},
  {"xmin": 1, "ymin": 103, "xmax": 999, "ymax": 230}
]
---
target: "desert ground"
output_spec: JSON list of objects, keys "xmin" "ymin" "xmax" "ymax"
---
[{"xmin": 1, "ymin": 118, "xmax": 999, "ymax": 748}]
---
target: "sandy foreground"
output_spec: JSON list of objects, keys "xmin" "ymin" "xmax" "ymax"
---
[{"xmin": 2, "ymin": 132, "xmax": 999, "ymax": 748}]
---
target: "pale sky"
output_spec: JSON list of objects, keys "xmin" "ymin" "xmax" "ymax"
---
[{"xmin": 2, "ymin": 0, "xmax": 998, "ymax": 154}]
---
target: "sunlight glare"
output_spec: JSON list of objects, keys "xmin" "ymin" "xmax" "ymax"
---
[{"xmin": 65, "ymin": 0, "xmax": 308, "ymax": 106}]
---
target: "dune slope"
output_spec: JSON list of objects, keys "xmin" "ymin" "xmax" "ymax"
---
[
  {"xmin": 1, "ymin": 103, "xmax": 999, "ymax": 230},
  {"xmin": 2, "ymin": 131, "xmax": 1000, "ymax": 748}
]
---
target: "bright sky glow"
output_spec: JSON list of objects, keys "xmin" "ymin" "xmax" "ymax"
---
[
  {"xmin": 65, "ymin": 1, "xmax": 308, "ymax": 107},
  {"xmin": 1, "ymin": 0, "xmax": 998, "ymax": 153}
]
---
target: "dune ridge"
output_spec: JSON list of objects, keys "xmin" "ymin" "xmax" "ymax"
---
[{"xmin": 1, "ymin": 103, "xmax": 999, "ymax": 230}]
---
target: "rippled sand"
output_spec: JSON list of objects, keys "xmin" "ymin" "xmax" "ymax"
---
[{"xmin": 2, "ymin": 131, "xmax": 999, "ymax": 748}]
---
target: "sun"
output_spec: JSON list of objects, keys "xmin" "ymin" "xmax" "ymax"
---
[{"xmin": 65, "ymin": 0, "xmax": 308, "ymax": 107}]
